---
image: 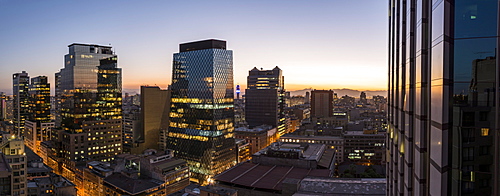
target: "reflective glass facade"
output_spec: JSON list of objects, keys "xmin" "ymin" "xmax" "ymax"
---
[
  {"xmin": 28, "ymin": 76, "xmax": 51, "ymax": 123},
  {"xmin": 167, "ymin": 40, "xmax": 236, "ymax": 185},
  {"xmin": 25, "ymin": 76, "xmax": 53, "ymax": 152},
  {"xmin": 53, "ymin": 44, "xmax": 122, "ymax": 169},
  {"xmin": 388, "ymin": 0, "xmax": 500, "ymax": 195},
  {"xmin": 12, "ymin": 71, "xmax": 29, "ymax": 136},
  {"xmin": 56, "ymin": 44, "xmax": 115, "ymax": 131}
]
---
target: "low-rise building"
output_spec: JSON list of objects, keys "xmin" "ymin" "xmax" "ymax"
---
[
  {"xmin": 279, "ymin": 134, "xmax": 344, "ymax": 164},
  {"xmin": 82, "ymin": 149, "xmax": 189, "ymax": 196},
  {"xmin": 234, "ymin": 125, "xmax": 278, "ymax": 155},
  {"xmin": 0, "ymin": 131, "xmax": 27, "ymax": 196},
  {"xmin": 294, "ymin": 177, "xmax": 386, "ymax": 195},
  {"xmin": 343, "ymin": 131, "xmax": 385, "ymax": 165},
  {"xmin": 252, "ymin": 142, "xmax": 336, "ymax": 173},
  {"xmin": 235, "ymin": 139, "xmax": 250, "ymax": 163}
]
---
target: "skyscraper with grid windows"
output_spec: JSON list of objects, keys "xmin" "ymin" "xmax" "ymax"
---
[{"xmin": 166, "ymin": 39, "xmax": 236, "ymax": 185}]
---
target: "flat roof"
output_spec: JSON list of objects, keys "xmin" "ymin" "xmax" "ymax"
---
[
  {"xmin": 179, "ymin": 39, "xmax": 226, "ymax": 52},
  {"xmin": 215, "ymin": 162, "xmax": 330, "ymax": 191},
  {"xmin": 280, "ymin": 134, "xmax": 343, "ymax": 140},
  {"xmin": 344, "ymin": 131, "xmax": 385, "ymax": 136},
  {"xmin": 297, "ymin": 177, "xmax": 386, "ymax": 195},
  {"xmin": 68, "ymin": 43, "xmax": 112, "ymax": 48},
  {"xmin": 104, "ymin": 173, "xmax": 162, "ymax": 195}
]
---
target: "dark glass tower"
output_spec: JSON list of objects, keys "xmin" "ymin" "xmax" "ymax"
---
[
  {"xmin": 97, "ymin": 56, "xmax": 122, "ymax": 121},
  {"xmin": 25, "ymin": 76, "xmax": 53, "ymax": 152},
  {"xmin": 12, "ymin": 71, "xmax": 29, "ymax": 136},
  {"xmin": 388, "ymin": 0, "xmax": 500, "ymax": 195},
  {"xmin": 167, "ymin": 39, "xmax": 236, "ymax": 185},
  {"xmin": 50, "ymin": 44, "xmax": 122, "ymax": 187},
  {"xmin": 245, "ymin": 67, "xmax": 286, "ymax": 135},
  {"xmin": 28, "ymin": 76, "xmax": 51, "ymax": 122}
]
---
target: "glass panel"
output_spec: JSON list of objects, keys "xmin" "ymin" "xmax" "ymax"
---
[
  {"xmin": 431, "ymin": 42, "xmax": 444, "ymax": 81},
  {"xmin": 455, "ymin": 0, "xmax": 498, "ymax": 39}
]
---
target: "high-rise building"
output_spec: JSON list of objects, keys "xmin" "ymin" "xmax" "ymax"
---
[
  {"xmin": 136, "ymin": 86, "xmax": 170, "ymax": 153},
  {"xmin": 166, "ymin": 39, "xmax": 236, "ymax": 184},
  {"xmin": 25, "ymin": 76, "xmax": 54, "ymax": 153},
  {"xmin": 12, "ymin": 71, "xmax": 30, "ymax": 136},
  {"xmin": 388, "ymin": 1, "xmax": 500, "ymax": 195},
  {"xmin": 52, "ymin": 45, "xmax": 121, "ymax": 194},
  {"xmin": 245, "ymin": 67, "xmax": 286, "ymax": 135},
  {"xmin": 55, "ymin": 43, "xmax": 114, "ymax": 127},
  {"xmin": 305, "ymin": 91, "xmax": 310, "ymax": 104},
  {"xmin": 0, "ymin": 92, "xmax": 6, "ymax": 121},
  {"xmin": 359, "ymin": 91, "xmax": 367, "ymax": 105},
  {"xmin": 311, "ymin": 90, "xmax": 333, "ymax": 118}
]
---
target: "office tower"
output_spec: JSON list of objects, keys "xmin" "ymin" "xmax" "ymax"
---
[
  {"xmin": 96, "ymin": 56, "xmax": 122, "ymax": 120},
  {"xmin": 137, "ymin": 86, "xmax": 170, "ymax": 153},
  {"xmin": 122, "ymin": 103, "xmax": 140, "ymax": 152},
  {"xmin": 311, "ymin": 90, "xmax": 333, "ymax": 118},
  {"xmin": 0, "ymin": 92, "xmax": 6, "ymax": 121},
  {"xmin": 388, "ymin": 0, "xmax": 499, "ymax": 195},
  {"xmin": 52, "ymin": 45, "xmax": 121, "ymax": 193},
  {"xmin": 359, "ymin": 91, "xmax": 367, "ymax": 104},
  {"xmin": 166, "ymin": 39, "xmax": 236, "ymax": 185},
  {"xmin": 55, "ymin": 43, "xmax": 114, "ymax": 127},
  {"xmin": 245, "ymin": 66, "xmax": 286, "ymax": 135},
  {"xmin": 12, "ymin": 71, "xmax": 29, "ymax": 136},
  {"xmin": 305, "ymin": 91, "xmax": 310, "ymax": 104},
  {"xmin": 25, "ymin": 76, "xmax": 54, "ymax": 153}
]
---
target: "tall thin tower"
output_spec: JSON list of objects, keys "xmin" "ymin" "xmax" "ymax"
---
[{"xmin": 12, "ymin": 71, "xmax": 29, "ymax": 136}]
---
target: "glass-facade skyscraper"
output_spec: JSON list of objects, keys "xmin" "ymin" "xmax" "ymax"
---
[
  {"xmin": 166, "ymin": 39, "xmax": 236, "ymax": 185},
  {"xmin": 25, "ymin": 76, "xmax": 53, "ymax": 153},
  {"xmin": 12, "ymin": 71, "xmax": 29, "ymax": 136},
  {"xmin": 388, "ymin": 0, "xmax": 499, "ymax": 195},
  {"xmin": 55, "ymin": 43, "xmax": 114, "ymax": 128},
  {"xmin": 50, "ymin": 44, "xmax": 122, "ymax": 191}
]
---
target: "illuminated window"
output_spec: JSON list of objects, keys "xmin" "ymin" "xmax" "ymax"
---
[{"xmin": 481, "ymin": 128, "xmax": 489, "ymax": 136}]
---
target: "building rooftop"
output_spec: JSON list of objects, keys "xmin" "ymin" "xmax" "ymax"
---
[
  {"xmin": 180, "ymin": 39, "xmax": 226, "ymax": 52},
  {"xmin": 235, "ymin": 125, "xmax": 274, "ymax": 133},
  {"xmin": 68, "ymin": 43, "xmax": 112, "ymax": 48},
  {"xmin": 280, "ymin": 134, "xmax": 343, "ymax": 140},
  {"xmin": 344, "ymin": 131, "xmax": 385, "ymax": 136},
  {"xmin": 254, "ymin": 142, "xmax": 327, "ymax": 162},
  {"xmin": 104, "ymin": 173, "xmax": 163, "ymax": 195},
  {"xmin": 199, "ymin": 185, "xmax": 238, "ymax": 196},
  {"xmin": 296, "ymin": 177, "xmax": 386, "ymax": 195},
  {"xmin": 215, "ymin": 162, "xmax": 330, "ymax": 191}
]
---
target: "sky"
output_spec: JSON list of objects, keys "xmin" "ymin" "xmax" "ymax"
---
[{"xmin": 0, "ymin": 0, "xmax": 388, "ymax": 94}]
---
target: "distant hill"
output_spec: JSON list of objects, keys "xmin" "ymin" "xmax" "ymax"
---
[{"xmin": 289, "ymin": 88, "xmax": 387, "ymax": 98}]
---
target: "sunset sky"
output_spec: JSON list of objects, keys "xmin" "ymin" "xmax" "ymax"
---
[{"xmin": 0, "ymin": 1, "xmax": 387, "ymax": 94}]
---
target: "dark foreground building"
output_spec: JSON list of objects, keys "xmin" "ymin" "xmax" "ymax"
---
[
  {"xmin": 245, "ymin": 67, "xmax": 286, "ymax": 136},
  {"xmin": 388, "ymin": 0, "xmax": 500, "ymax": 195}
]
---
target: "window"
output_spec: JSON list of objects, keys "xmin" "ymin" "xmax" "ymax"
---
[
  {"xmin": 480, "ymin": 112, "xmax": 488, "ymax": 121},
  {"xmin": 479, "ymin": 165, "xmax": 490, "ymax": 172},
  {"xmin": 463, "ymin": 147, "xmax": 474, "ymax": 161},
  {"xmin": 479, "ymin": 146, "xmax": 490, "ymax": 155},
  {"xmin": 481, "ymin": 128, "xmax": 489, "ymax": 136},
  {"xmin": 462, "ymin": 128, "xmax": 475, "ymax": 143}
]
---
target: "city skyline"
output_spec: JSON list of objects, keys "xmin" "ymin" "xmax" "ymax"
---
[{"xmin": 0, "ymin": 1, "xmax": 387, "ymax": 94}]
